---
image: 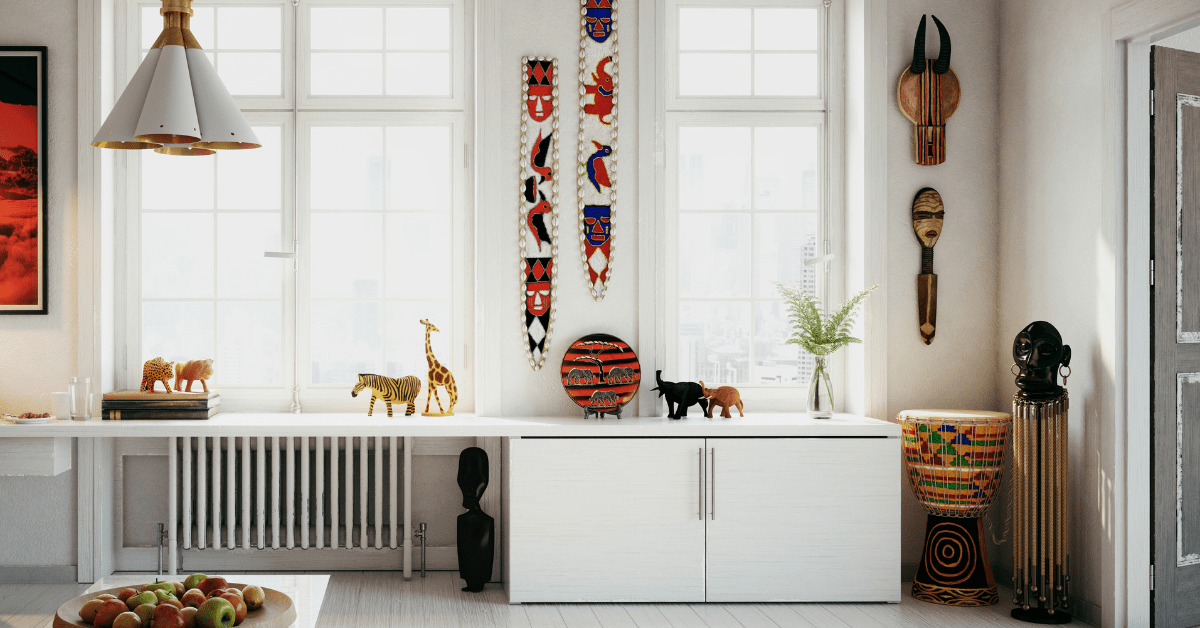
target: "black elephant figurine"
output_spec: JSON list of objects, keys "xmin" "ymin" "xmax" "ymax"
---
[{"xmin": 651, "ymin": 370, "xmax": 708, "ymax": 420}]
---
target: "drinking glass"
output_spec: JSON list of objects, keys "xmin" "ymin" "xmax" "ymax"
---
[{"xmin": 69, "ymin": 377, "xmax": 92, "ymax": 421}]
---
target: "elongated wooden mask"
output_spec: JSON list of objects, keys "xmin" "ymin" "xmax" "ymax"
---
[
  {"xmin": 897, "ymin": 15, "xmax": 960, "ymax": 165},
  {"xmin": 913, "ymin": 187, "xmax": 944, "ymax": 344}
]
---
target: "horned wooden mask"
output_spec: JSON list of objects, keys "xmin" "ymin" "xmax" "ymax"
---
[{"xmin": 897, "ymin": 15, "xmax": 960, "ymax": 165}]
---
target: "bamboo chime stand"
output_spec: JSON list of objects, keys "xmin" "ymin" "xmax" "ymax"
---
[{"xmin": 1011, "ymin": 391, "xmax": 1071, "ymax": 624}]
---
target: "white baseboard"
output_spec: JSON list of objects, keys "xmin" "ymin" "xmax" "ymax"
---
[
  {"xmin": 0, "ymin": 565, "xmax": 78, "ymax": 583},
  {"xmin": 115, "ymin": 545, "xmax": 463, "ymax": 574}
]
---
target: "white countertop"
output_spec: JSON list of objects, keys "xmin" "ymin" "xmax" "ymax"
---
[
  {"xmin": 85, "ymin": 574, "xmax": 328, "ymax": 628},
  {"xmin": 0, "ymin": 412, "xmax": 898, "ymax": 438}
]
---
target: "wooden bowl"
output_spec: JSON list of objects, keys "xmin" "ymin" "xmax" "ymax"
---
[{"xmin": 53, "ymin": 583, "xmax": 296, "ymax": 628}]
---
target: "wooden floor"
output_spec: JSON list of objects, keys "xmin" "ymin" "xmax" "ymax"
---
[{"xmin": 0, "ymin": 572, "xmax": 1087, "ymax": 628}]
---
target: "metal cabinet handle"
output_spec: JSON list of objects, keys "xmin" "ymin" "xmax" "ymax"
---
[
  {"xmin": 698, "ymin": 447, "xmax": 703, "ymax": 520},
  {"xmin": 710, "ymin": 448, "xmax": 715, "ymax": 520}
]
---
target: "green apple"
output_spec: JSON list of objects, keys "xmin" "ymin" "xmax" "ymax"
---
[
  {"xmin": 240, "ymin": 585, "xmax": 264, "ymax": 611},
  {"xmin": 133, "ymin": 603, "xmax": 157, "ymax": 625},
  {"xmin": 143, "ymin": 581, "xmax": 175, "ymax": 594},
  {"xmin": 126, "ymin": 591, "xmax": 158, "ymax": 611},
  {"xmin": 195, "ymin": 597, "xmax": 235, "ymax": 628},
  {"xmin": 154, "ymin": 589, "xmax": 179, "ymax": 603},
  {"xmin": 79, "ymin": 599, "xmax": 106, "ymax": 623},
  {"xmin": 183, "ymin": 574, "xmax": 208, "ymax": 591}
]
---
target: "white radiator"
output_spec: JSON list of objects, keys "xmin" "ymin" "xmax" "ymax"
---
[{"xmin": 169, "ymin": 436, "xmax": 412, "ymax": 576}]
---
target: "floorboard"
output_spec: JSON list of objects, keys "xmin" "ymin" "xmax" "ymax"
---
[{"xmin": 2, "ymin": 573, "xmax": 1092, "ymax": 628}]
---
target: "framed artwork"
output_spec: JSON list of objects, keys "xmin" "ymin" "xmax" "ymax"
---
[{"xmin": 0, "ymin": 46, "xmax": 47, "ymax": 314}]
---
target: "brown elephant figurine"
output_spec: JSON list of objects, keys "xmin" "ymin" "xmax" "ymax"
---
[{"xmin": 699, "ymin": 381, "xmax": 744, "ymax": 418}]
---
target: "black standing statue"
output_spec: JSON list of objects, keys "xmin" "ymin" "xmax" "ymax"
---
[
  {"xmin": 651, "ymin": 370, "xmax": 708, "ymax": 420},
  {"xmin": 456, "ymin": 447, "xmax": 494, "ymax": 592}
]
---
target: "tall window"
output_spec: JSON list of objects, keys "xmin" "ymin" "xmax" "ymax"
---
[
  {"xmin": 664, "ymin": 0, "xmax": 828, "ymax": 393},
  {"xmin": 126, "ymin": 0, "xmax": 470, "ymax": 411}
]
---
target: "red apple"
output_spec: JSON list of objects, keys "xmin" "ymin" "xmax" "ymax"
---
[
  {"xmin": 112, "ymin": 611, "xmax": 142, "ymax": 628},
  {"xmin": 160, "ymin": 597, "xmax": 184, "ymax": 611},
  {"xmin": 117, "ymin": 588, "xmax": 139, "ymax": 604},
  {"xmin": 95, "ymin": 594, "xmax": 119, "ymax": 601},
  {"xmin": 181, "ymin": 606, "xmax": 199, "ymax": 628},
  {"xmin": 181, "ymin": 588, "xmax": 207, "ymax": 608},
  {"xmin": 95, "ymin": 600, "xmax": 130, "ymax": 628},
  {"xmin": 173, "ymin": 581, "xmax": 186, "ymax": 597},
  {"xmin": 197, "ymin": 577, "xmax": 228, "ymax": 596},
  {"xmin": 240, "ymin": 585, "xmax": 264, "ymax": 611},
  {"xmin": 219, "ymin": 592, "xmax": 247, "ymax": 625},
  {"xmin": 79, "ymin": 599, "xmax": 106, "ymax": 623},
  {"xmin": 153, "ymin": 603, "xmax": 186, "ymax": 628}
]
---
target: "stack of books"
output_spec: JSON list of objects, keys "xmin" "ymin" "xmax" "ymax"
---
[{"xmin": 101, "ymin": 390, "xmax": 220, "ymax": 420}]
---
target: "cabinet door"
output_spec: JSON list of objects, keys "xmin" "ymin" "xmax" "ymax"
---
[
  {"xmin": 705, "ymin": 438, "xmax": 900, "ymax": 602},
  {"xmin": 508, "ymin": 438, "xmax": 706, "ymax": 602}
]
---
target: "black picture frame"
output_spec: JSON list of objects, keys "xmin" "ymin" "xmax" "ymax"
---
[{"xmin": 0, "ymin": 46, "xmax": 47, "ymax": 315}]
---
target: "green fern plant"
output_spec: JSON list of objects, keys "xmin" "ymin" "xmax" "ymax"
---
[{"xmin": 776, "ymin": 283, "xmax": 878, "ymax": 356}]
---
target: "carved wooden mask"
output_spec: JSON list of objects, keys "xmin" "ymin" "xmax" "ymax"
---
[{"xmin": 897, "ymin": 15, "xmax": 960, "ymax": 165}]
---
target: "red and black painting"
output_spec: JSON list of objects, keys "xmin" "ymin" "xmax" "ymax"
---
[
  {"xmin": 0, "ymin": 47, "xmax": 47, "ymax": 314},
  {"xmin": 560, "ymin": 333, "xmax": 640, "ymax": 419}
]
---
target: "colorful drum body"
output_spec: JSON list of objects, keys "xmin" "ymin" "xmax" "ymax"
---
[
  {"xmin": 898, "ymin": 409, "xmax": 1011, "ymax": 608},
  {"xmin": 900, "ymin": 409, "xmax": 1010, "ymax": 518}
]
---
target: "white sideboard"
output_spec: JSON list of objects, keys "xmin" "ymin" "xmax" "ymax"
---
[{"xmin": 505, "ymin": 415, "xmax": 900, "ymax": 604}]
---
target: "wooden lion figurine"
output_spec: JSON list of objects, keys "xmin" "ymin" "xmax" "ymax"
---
[
  {"xmin": 141, "ymin": 357, "xmax": 175, "ymax": 393},
  {"xmin": 700, "ymin": 381, "xmax": 744, "ymax": 418},
  {"xmin": 175, "ymin": 359, "xmax": 214, "ymax": 392}
]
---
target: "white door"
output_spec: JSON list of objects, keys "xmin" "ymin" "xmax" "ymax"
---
[
  {"xmin": 705, "ymin": 438, "xmax": 900, "ymax": 602},
  {"xmin": 507, "ymin": 437, "xmax": 707, "ymax": 602}
]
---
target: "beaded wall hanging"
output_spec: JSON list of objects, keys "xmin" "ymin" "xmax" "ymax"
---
[
  {"xmin": 520, "ymin": 57, "xmax": 560, "ymax": 370},
  {"xmin": 577, "ymin": 0, "xmax": 617, "ymax": 301}
]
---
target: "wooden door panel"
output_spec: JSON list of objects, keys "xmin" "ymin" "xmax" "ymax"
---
[
  {"xmin": 506, "ymin": 438, "xmax": 707, "ymax": 603},
  {"xmin": 1153, "ymin": 45, "xmax": 1200, "ymax": 628},
  {"xmin": 704, "ymin": 438, "xmax": 900, "ymax": 602}
]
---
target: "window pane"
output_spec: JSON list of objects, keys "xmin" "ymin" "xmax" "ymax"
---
[
  {"xmin": 679, "ymin": 301, "xmax": 750, "ymax": 385},
  {"xmin": 754, "ymin": 301, "xmax": 808, "ymax": 384},
  {"xmin": 310, "ymin": 8, "xmax": 383, "ymax": 49},
  {"xmin": 753, "ymin": 213, "xmax": 816, "ymax": 298},
  {"xmin": 754, "ymin": 127, "xmax": 818, "ymax": 210},
  {"xmin": 386, "ymin": 7, "xmax": 451, "ymax": 50},
  {"xmin": 217, "ymin": 213, "xmax": 282, "ymax": 299},
  {"xmin": 678, "ymin": 127, "xmax": 750, "ymax": 210},
  {"xmin": 386, "ymin": 126, "xmax": 450, "ymax": 210},
  {"xmin": 142, "ymin": 214, "xmax": 214, "ymax": 299},
  {"xmin": 679, "ymin": 53, "xmax": 751, "ymax": 96},
  {"xmin": 386, "ymin": 52, "xmax": 451, "ymax": 96},
  {"xmin": 141, "ymin": 7, "xmax": 162, "ymax": 49},
  {"xmin": 385, "ymin": 301, "xmax": 450, "ymax": 380},
  {"xmin": 189, "ymin": 8, "xmax": 215, "ymax": 49},
  {"xmin": 217, "ymin": 53, "xmax": 282, "ymax": 96},
  {"xmin": 754, "ymin": 9, "xmax": 817, "ymax": 50},
  {"xmin": 678, "ymin": 9, "xmax": 750, "ymax": 51},
  {"xmin": 310, "ymin": 127, "xmax": 383, "ymax": 210},
  {"xmin": 217, "ymin": 7, "xmax": 282, "ymax": 50},
  {"xmin": 217, "ymin": 126, "xmax": 282, "ymax": 210},
  {"xmin": 754, "ymin": 53, "xmax": 817, "ymax": 96},
  {"xmin": 311, "ymin": 301, "xmax": 383, "ymax": 384},
  {"xmin": 385, "ymin": 214, "xmax": 450, "ymax": 299},
  {"xmin": 311, "ymin": 53, "xmax": 383, "ymax": 95},
  {"xmin": 679, "ymin": 213, "xmax": 750, "ymax": 299},
  {"xmin": 310, "ymin": 213, "xmax": 383, "ymax": 299},
  {"xmin": 141, "ymin": 151, "xmax": 215, "ymax": 210},
  {"xmin": 218, "ymin": 301, "xmax": 282, "ymax": 386},
  {"xmin": 142, "ymin": 302, "xmax": 215, "ymax": 368}
]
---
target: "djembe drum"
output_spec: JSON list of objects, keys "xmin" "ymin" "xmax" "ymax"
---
[{"xmin": 900, "ymin": 409, "xmax": 1011, "ymax": 606}]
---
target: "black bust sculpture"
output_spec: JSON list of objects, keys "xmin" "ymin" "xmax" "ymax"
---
[
  {"xmin": 1012, "ymin": 321, "xmax": 1071, "ymax": 400},
  {"xmin": 456, "ymin": 447, "xmax": 494, "ymax": 592}
]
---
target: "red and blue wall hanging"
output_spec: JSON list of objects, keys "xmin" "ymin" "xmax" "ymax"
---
[
  {"xmin": 577, "ymin": 0, "xmax": 617, "ymax": 301},
  {"xmin": 520, "ymin": 57, "xmax": 560, "ymax": 370}
]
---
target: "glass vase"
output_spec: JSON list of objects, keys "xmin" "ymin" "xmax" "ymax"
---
[{"xmin": 807, "ymin": 356, "xmax": 834, "ymax": 419}]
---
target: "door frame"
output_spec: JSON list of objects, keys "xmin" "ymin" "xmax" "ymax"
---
[{"xmin": 1109, "ymin": 1, "xmax": 1200, "ymax": 626}]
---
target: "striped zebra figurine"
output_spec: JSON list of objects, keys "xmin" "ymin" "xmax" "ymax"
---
[{"xmin": 352, "ymin": 374, "xmax": 422, "ymax": 417}]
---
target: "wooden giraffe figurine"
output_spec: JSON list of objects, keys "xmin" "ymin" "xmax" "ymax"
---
[{"xmin": 420, "ymin": 319, "xmax": 458, "ymax": 416}]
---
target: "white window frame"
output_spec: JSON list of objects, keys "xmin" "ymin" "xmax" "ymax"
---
[
  {"xmin": 114, "ymin": 0, "xmax": 474, "ymax": 412},
  {"xmin": 645, "ymin": 0, "xmax": 844, "ymax": 413}
]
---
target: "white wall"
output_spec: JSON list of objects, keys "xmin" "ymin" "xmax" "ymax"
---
[
  {"xmin": 0, "ymin": 0, "xmax": 80, "ymax": 571},
  {"xmin": 998, "ymin": 0, "xmax": 1127, "ymax": 624},
  {"xmin": 885, "ymin": 0, "xmax": 1005, "ymax": 579},
  {"xmin": 497, "ymin": 0, "xmax": 641, "ymax": 417}
]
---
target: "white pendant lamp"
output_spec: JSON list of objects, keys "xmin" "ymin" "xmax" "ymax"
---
[{"xmin": 91, "ymin": 0, "xmax": 260, "ymax": 156}]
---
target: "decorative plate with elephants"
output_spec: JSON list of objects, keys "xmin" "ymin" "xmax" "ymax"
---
[{"xmin": 560, "ymin": 333, "xmax": 640, "ymax": 418}]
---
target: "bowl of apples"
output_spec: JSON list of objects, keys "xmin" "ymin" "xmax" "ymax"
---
[{"xmin": 53, "ymin": 575, "xmax": 295, "ymax": 628}]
